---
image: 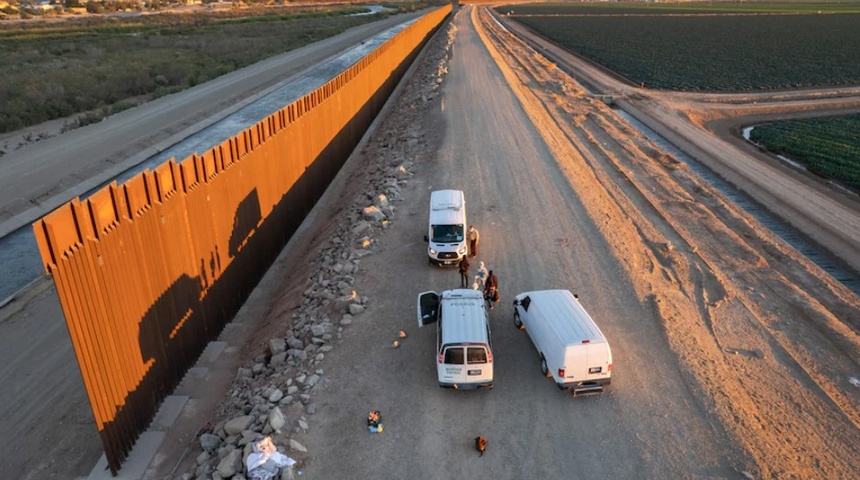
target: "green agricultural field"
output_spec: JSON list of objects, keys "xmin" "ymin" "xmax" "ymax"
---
[
  {"xmin": 750, "ymin": 114, "xmax": 860, "ymax": 191},
  {"xmin": 0, "ymin": 3, "xmax": 434, "ymax": 134},
  {"xmin": 497, "ymin": 3, "xmax": 860, "ymax": 92}
]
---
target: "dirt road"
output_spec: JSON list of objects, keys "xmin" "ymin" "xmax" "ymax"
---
[
  {"xmin": 3, "ymin": 4, "xmax": 860, "ymax": 480},
  {"xmin": 153, "ymin": 5, "xmax": 859, "ymax": 479},
  {"xmin": 291, "ymin": 7, "xmax": 748, "ymax": 478},
  {"xmin": 273, "ymin": 6, "xmax": 859, "ymax": 478}
]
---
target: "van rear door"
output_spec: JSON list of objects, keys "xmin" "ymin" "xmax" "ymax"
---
[
  {"xmin": 565, "ymin": 343, "xmax": 588, "ymax": 382},
  {"xmin": 438, "ymin": 344, "xmax": 492, "ymax": 387},
  {"xmin": 439, "ymin": 345, "xmax": 466, "ymax": 385},
  {"xmin": 417, "ymin": 291, "xmax": 440, "ymax": 327},
  {"xmin": 585, "ymin": 342, "xmax": 611, "ymax": 381}
]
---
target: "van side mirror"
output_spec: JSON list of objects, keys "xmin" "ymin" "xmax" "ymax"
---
[
  {"xmin": 424, "ymin": 235, "xmax": 429, "ymax": 242},
  {"xmin": 574, "ymin": 294, "xmax": 579, "ymax": 299}
]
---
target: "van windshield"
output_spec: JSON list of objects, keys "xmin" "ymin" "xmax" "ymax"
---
[{"xmin": 431, "ymin": 224, "xmax": 464, "ymax": 243}]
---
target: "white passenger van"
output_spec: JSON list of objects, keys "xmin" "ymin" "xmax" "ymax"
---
[
  {"xmin": 417, "ymin": 289, "xmax": 494, "ymax": 389},
  {"xmin": 512, "ymin": 289, "xmax": 612, "ymax": 395},
  {"xmin": 424, "ymin": 190, "xmax": 467, "ymax": 266}
]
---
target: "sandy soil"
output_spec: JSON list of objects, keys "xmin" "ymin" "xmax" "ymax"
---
[
  {"xmin": 478, "ymin": 6, "xmax": 860, "ymax": 478},
  {"xmin": 499, "ymin": 14, "xmax": 860, "ymax": 279}
]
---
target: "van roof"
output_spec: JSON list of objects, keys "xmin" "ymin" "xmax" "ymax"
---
[
  {"xmin": 523, "ymin": 290, "xmax": 607, "ymax": 344},
  {"xmin": 430, "ymin": 209, "xmax": 465, "ymax": 226},
  {"xmin": 440, "ymin": 289, "xmax": 488, "ymax": 346},
  {"xmin": 430, "ymin": 190, "xmax": 464, "ymax": 211}
]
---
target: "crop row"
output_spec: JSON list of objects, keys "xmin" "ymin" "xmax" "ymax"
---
[
  {"xmin": 0, "ymin": 6, "xmax": 391, "ymax": 134},
  {"xmin": 499, "ymin": 6, "xmax": 860, "ymax": 92},
  {"xmin": 749, "ymin": 114, "xmax": 860, "ymax": 191}
]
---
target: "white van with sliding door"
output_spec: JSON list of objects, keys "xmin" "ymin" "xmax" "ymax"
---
[
  {"xmin": 424, "ymin": 190, "xmax": 467, "ymax": 266},
  {"xmin": 417, "ymin": 289, "xmax": 494, "ymax": 389},
  {"xmin": 513, "ymin": 289, "xmax": 612, "ymax": 395}
]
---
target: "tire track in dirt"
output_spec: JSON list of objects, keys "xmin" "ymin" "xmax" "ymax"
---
[{"xmin": 476, "ymin": 6, "xmax": 860, "ymax": 478}]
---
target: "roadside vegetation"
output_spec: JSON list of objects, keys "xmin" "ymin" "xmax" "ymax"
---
[
  {"xmin": 750, "ymin": 114, "xmax": 860, "ymax": 191},
  {"xmin": 496, "ymin": 2, "xmax": 860, "ymax": 92},
  {"xmin": 0, "ymin": 2, "xmax": 436, "ymax": 134}
]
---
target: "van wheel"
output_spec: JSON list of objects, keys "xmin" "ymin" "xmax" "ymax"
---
[
  {"xmin": 540, "ymin": 356, "xmax": 550, "ymax": 378},
  {"xmin": 513, "ymin": 312, "xmax": 524, "ymax": 330}
]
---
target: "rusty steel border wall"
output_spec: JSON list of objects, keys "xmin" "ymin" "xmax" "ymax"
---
[{"xmin": 31, "ymin": 5, "xmax": 450, "ymax": 475}]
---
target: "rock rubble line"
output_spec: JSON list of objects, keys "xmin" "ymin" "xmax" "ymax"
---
[{"xmin": 175, "ymin": 15, "xmax": 458, "ymax": 480}]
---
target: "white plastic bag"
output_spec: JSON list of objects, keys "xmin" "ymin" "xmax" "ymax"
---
[{"xmin": 246, "ymin": 436, "xmax": 296, "ymax": 480}]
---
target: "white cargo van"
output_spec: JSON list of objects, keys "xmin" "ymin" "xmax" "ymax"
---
[
  {"xmin": 417, "ymin": 289, "xmax": 494, "ymax": 389},
  {"xmin": 424, "ymin": 190, "xmax": 467, "ymax": 266},
  {"xmin": 512, "ymin": 289, "xmax": 612, "ymax": 395}
]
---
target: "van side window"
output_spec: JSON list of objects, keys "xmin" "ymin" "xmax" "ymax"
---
[
  {"xmin": 467, "ymin": 347, "xmax": 487, "ymax": 364},
  {"xmin": 521, "ymin": 296, "xmax": 531, "ymax": 311},
  {"xmin": 444, "ymin": 347, "xmax": 464, "ymax": 365}
]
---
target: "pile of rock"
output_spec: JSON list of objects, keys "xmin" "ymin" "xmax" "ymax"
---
[{"xmin": 179, "ymin": 13, "xmax": 457, "ymax": 480}]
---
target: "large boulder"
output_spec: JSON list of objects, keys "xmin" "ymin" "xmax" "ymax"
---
[
  {"xmin": 224, "ymin": 415, "xmax": 255, "ymax": 436},
  {"xmin": 199, "ymin": 433, "xmax": 221, "ymax": 454},
  {"xmin": 362, "ymin": 205, "xmax": 386, "ymax": 222},
  {"xmin": 216, "ymin": 447, "xmax": 243, "ymax": 478},
  {"xmin": 269, "ymin": 338, "xmax": 286, "ymax": 356},
  {"xmin": 268, "ymin": 406, "xmax": 286, "ymax": 432}
]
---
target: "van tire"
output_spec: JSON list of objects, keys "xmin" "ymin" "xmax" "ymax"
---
[
  {"xmin": 540, "ymin": 355, "xmax": 550, "ymax": 378},
  {"xmin": 514, "ymin": 311, "xmax": 524, "ymax": 330}
]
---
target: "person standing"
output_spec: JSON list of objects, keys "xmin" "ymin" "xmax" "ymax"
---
[
  {"xmin": 468, "ymin": 225, "xmax": 480, "ymax": 257},
  {"xmin": 458, "ymin": 255, "xmax": 471, "ymax": 288},
  {"xmin": 484, "ymin": 270, "xmax": 499, "ymax": 309},
  {"xmin": 473, "ymin": 261, "xmax": 488, "ymax": 291}
]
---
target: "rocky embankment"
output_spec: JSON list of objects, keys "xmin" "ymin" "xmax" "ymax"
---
[{"xmin": 175, "ymin": 15, "xmax": 457, "ymax": 480}]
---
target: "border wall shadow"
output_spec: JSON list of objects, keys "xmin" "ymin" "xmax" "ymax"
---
[{"xmin": 99, "ymin": 40, "xmax": 431, "ymax": 470}]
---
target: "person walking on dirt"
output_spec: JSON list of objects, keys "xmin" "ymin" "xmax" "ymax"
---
[
  {"xmin": 484, "ymin": 270, "xmax": 499, "ymax": 309},
  {"xmin": 458, "ymin": 256, "xmax": 471, "ymax": 288},
  {"xmin": 468, "ymin": 225, "xmax": 480, "ymax": 257}
]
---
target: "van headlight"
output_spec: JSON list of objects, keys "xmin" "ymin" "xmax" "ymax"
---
[
  {"xmin": 429, "ymin": 248, "xmax": 437, "ymax": 255},
  {"xmin": 458, "ymin": 247, "xmax": 466, "ymax": 255}
]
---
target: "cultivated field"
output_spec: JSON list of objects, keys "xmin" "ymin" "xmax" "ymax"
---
[
  {"xmin": 497, "ymin": 3, "xmax": 860, "ymax": 92},
  {"xmin": 750, "ymin": 113, "xmax": 860, "ymax": 191},
  {"xmin": 0, "ymin": 2, "xmax": 435, "ymax": 135}
]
